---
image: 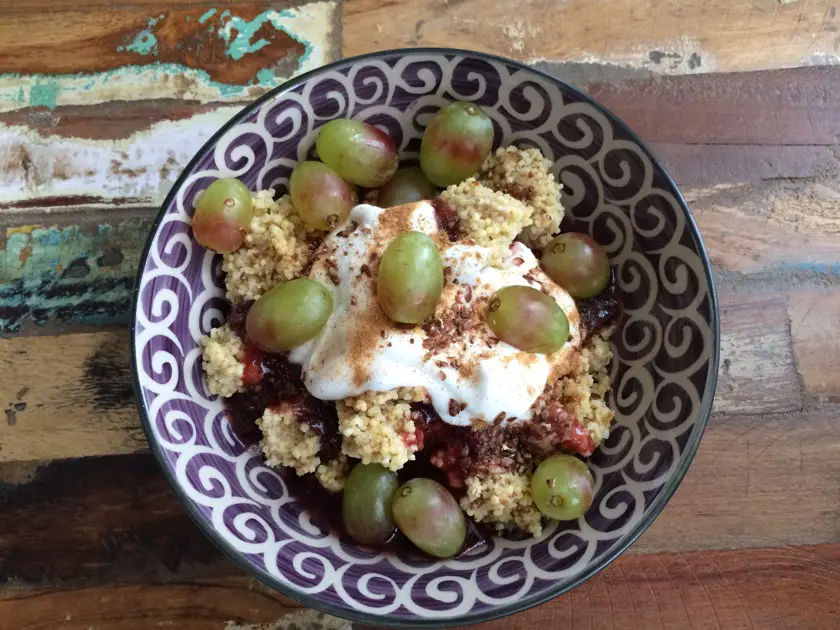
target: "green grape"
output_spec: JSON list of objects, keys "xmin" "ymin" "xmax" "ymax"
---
[
  {"xmin": 316, "ymin": 119, "xmax": 398, "ymax": 188},
  {"xmin": 245, "ymin": 278, "xmax": 333, "ymax": 352},
  {"xmin": 377, "ymin": 167, "xmax": 437, "ymax": 207},
  {"xmin": 420, "ymin": 101, "xmax": 494, "ymax": 187},
  {"xmin": 530, "ymin": 454, "xmax": 594, "ymax": 521},
  {"xmin": 342, "ymin": 463, "xmax": 399, "ymax": 545},
  {"xmin": 290, "ymin": 161, "xmax": 358, "ymax": 231},
  {"xmin": 391, "ymin": 478, "xmax": 466, "ymax": 558},
  {"xmin": 377, "ymin": 232, "xmax": 444, "ymax": 324},
  {"xmin": 485, "ymin": 286, "xmax": 569, "ymax": 354},
  {"xmin": 540, "ymin": 233, "xmax": 610, "ymax": 299},
  {"xmin": 191, "ymin": 178, "xmax": 253, "ymax": 254}
]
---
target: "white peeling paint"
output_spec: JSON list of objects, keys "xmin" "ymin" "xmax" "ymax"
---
[
  {"xmin": 0, "ymin": 1, "xmax": 338, "ymax": 114},
  {"xmin": 0, "ymin": 107, "xmax": 241, "ymax": 206}
]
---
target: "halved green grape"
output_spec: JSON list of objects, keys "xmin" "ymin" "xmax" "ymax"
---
[
  {"xmin": 192, "ymin": 178, "xmax": 253, "ymax": 254},
  {"xmin": 420, "ymin": 101, "xmax": 494, "ymax": 187},
  {"xmin": 392, "ymin": 478, "xmax": 466, "ymax": 558},
  {"xmin": 289, "ymin": 161, "xmax": 358, "ymax": 231},
  {"xmin": 377, "ymin": 167, "xmax": 437, "ymax": 207},
  {"xmin": 245, "ymin": 278, "xmax": 333, "ymax": 352},
  {"xmin": 530, "ymin": 454, "xmax": 594, "ymax": 521},
  {"xmin": 540, "ymin": 233, "xmax": 610, "ymax": 299},
  {"xmin": 342, "ymin": 463, "xmax": 399, "ymax": 545},
  {"xmin": 316, "ymin": 119, "xmax": 398, "ymax": 188},
  {"xmin": 377, "ymin": 232, "xmax": 443, "ymax": 324},
  {"xmin": 485, "ymin": 286, "xmax": 569, "ymax": 354}
]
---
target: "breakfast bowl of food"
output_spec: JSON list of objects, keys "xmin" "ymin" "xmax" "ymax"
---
[{"xmin": 131, "ymin": 48, "xmax": 719, "ymax": 627}]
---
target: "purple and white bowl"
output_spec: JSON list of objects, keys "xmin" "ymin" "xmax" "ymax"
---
[{"xmin": 131, "ymin": 49, "xmax": 720, "ymax": 627}]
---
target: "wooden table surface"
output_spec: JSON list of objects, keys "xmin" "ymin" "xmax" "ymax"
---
[{"xmin": 2, "ymin": 1, "xmax": 840, "ymax": 628}]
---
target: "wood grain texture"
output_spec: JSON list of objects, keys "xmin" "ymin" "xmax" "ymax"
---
[
  {"xmin": 0, "ymin": 281, "xmax": 809, "ymax": 462},
  {"xmin": 0, "ymin": 1, "xmax": 340, "ymax": 110},
  {"xmin": 0, "ymin": 580, "xmax": 352, "ymax": 630},
  {"xmin": 3, "ymin": 412, "xmax": 839, "ymax": 598},
  {"xmin": 788, "ymin": 288, "xmax": 840, "ymax": 404},
  {"xmin": 344, "ymin": 0, "xmax": 840, "ymax": 74},
  {"xmin": 0, "ymin": 330, "xmax": 145, "ymax": 461},
  {"xmin": 470, "ymin": 544, "xmax": 840, "ymax": 630}
]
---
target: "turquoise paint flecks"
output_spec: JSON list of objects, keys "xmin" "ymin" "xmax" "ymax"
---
[
  {"xmin": 220, "ymin": 9, "xmax": 313, "ymax": 67},
  {"xmin": 256, "ymin": 68, "xmax": 275, "ymax": 85},
  {"xmin": 0, "ymin": 8, "xmax": 317, "ymax": 109},
  {"xmin": 29, "ymin": 80, "xmax": 60, "ymax": 109},
  {"xmin": 0, "ymin": 223, "xmax": 149, "ymax": 333},
  {"xmin": 198, "ymin": 8, "xmax": 217, "ymax": 24},
  {"xmin": 117, "ymin": 14, "xmax": 165, "ymax": 56},
  {"xmin": 118, "ymin": 30, "xmax": 158, "ymax": 56}
]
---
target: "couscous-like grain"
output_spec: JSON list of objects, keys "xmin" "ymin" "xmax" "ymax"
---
[
  {"xmin": 315, "ymin": 454, "xmax": 351, "ymax": 493},
  {"xmin": 338, "ymin": 387, "xmax": 428, "ymax": 472},
  {"xmin": 439, "ymin": 178, "xmax": 533, "ymax": 263},
  {"xmin": 461, "ymin": 471, "xmax": 543, "ymax": 536},
  {"xmin": 538, "ymin": 332, "xmax": 615, "ymax": 447},
  {"xmin": 222, "ymin": 191, "xmax": 312, "ymax": 300},
  {"xmin": 478, "ymin": 146, "xmax": 564, "ymax": 250},
  {"xmin": 200, "ymin": 324, "xmax": 244, "ymax": 397},
  {"xmin": 258, "ymin": 403, "xmax": 322, "ymax": 476}
]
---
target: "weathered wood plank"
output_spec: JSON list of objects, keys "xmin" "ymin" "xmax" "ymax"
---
[
  {"xmin": 715, "ymin": 294, "xmax": 802, "ymax": 415},
  {"xmin": 471, "ymin": 544, "xmax": 840, "ymax": 630},
  {"xmin": 344, "ymin": 0, "xmax": 840, "ymax": 75},
  {"xmin": 0, "ymin": 1, "xmax": 340, "ymax": 111},
  {"xmin": 0, "ymin": 454, "xmax": 226, "ymax": 587},
  {"xmin": 1, "ymin": 220, "xmax": 150, "ymax": 332},
  {"xmin": 0, "ymin": 281, "xmax": 807, "ymax": 460},
  {"xmin": 636, "ymin": 410, "xmax": 840, "ymax": 554},
  {"xmin": 0, "ymin": 581, "xmax": 349, "ymax": 630},
  {"xmin": 3, "ymin": 410, "xmax": 839, "ymax": 595},
  {"xmin": 0, "ymin": 330, "xmax": 145, "ymax": 461},
  {"xmin": 788, "ymin": 288, "xmax": 840, "ymax": 404}
]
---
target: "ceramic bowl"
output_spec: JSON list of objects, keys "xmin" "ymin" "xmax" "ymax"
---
[{"xmin": 131, "ymin": 48, "xmax": 720, "ymax": 627}]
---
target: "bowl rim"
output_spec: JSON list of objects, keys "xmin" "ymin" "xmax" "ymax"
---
[{"xmin": 130, "ymin": 46, "xmax": 721, "ymax": 628}]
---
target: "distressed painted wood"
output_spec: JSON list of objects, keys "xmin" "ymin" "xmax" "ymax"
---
[
  {"xmin": 0, "ymin": 1, "xmax": 340, "ymax": 110},
  {"xmin": 8, "ymin": 543, "xmax": 840, "ymax": 629},
  {"xmin": 344, "ymin": 0, "xmax": 840, "ymax": 73},
  {"xmin": 0, "ymin": 219, "xmax": 150, "ymax": 332},
  {"xmin": 2, "ymin": 446, "xmax": 840, "ymax": 598},
  {"xmin": 788, "ymin": 289, "xmax": 840, "ymax": 403},
  {"xmin": 0, "ymin": 282, "xmax": 818, "ymax": 461}
]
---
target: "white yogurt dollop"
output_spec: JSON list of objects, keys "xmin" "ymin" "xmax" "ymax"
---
[{"xmin": 289, "ymin": 202, "xmax": 581, "ymax": 426}]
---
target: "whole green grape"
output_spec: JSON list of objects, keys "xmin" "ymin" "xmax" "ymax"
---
[
  {"xmin": 541, "ymin": 233, "xmax": 610, "ymax": 299},
  {"xmin": 485, "ymin": 286, "xmax": 569, "ymax": 353},
  {"xmin": 391, "ymin": 478, "xmax": 466, "ymax": 558},
  {"xmin": 530, "ymin": 454, "xmax": 594, "ymax": 521},
  {"xmin": 316, "ymin": 119, "xmax": 398, "ymax": 188},
  {"xmin": 377, "ymin": 167, "xmax": 437, "ymax": 207},
  {"xmin": 290, "ymin": 161, "xmax": 357, "ymax": 231},
  {"xmin": 245, "ymin": 278, "xmax": 333, "ymax": 352},
  {"xmin": 420, "ymin": 101, "xmax": 494, "ymax": 187},
  {"xmin": 342, "ymin": 463, "xmax": 399, "ymax": 545},
  {"xmin": 192, "ymin": 178, "xmax": 253, "ymax": 254},
  {"xmin": 377, "ymin": 232, "xmax": 444, "ymax": 324}
]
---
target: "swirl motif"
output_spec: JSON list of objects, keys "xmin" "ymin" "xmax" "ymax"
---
[{"xmin": 133, "ymin": 51, "xmax": 717, "ymax": 624}]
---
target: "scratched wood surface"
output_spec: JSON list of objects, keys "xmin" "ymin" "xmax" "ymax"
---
[{"xmin": 2, "ymin": 0, "xmax": 840, "ymax": 628}]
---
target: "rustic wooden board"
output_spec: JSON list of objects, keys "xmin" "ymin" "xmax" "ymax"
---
[
  {"xmin": 0, "ymin": 329, "xmax": 146, "ymax": 461},
  {"xmin": 1, "ymin": 279, "xmax": 822, "ymax": 461},
  {"xmin": 343, "ymin": 0, "xmax": 840, "ymax": 74},
  {"xmin": 0, "ymin": 1, "xmax": 340, "ymax": 110},
  {"xmin": 1, "ymin": 219, "xmax": 150, "ymax": 332},
  {"xmin": 3, "ymin": 453, "xmax": 840, "ymax": 627},
  {"xmin": 0, "ymin": 579, "xmax": 348, "ymax": 630}
]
